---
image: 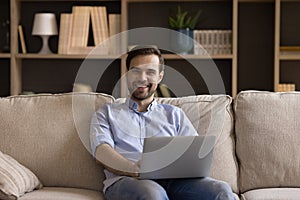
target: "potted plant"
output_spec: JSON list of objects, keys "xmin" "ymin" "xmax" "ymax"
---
[
  {"xmin": 169, "ymin": 6, "xmax": 201, "ymax": 30},
  {"xmin": 169, "ymin": 6, "xmax": 201, "ymax": 54}
]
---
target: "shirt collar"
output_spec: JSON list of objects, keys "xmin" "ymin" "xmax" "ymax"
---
[{"xmin": 125, "ymin": 97, "xmax": 158, "ymax": 112}]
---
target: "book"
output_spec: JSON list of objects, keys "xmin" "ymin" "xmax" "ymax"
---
[
  {"xmin": 193, "ymin": 30, "xmax": 232, "ymax": 55},
  {"xmin": 108, "ymin": 14, "xmax": 121, "ymax": 54},
  {"xmin": 99, "ymin": 7, "xmax": 109, "ymax": 44},
  {"xmin": 18, "ymin": 25, "xmax": 27, "ymax": 53},
  {"xmin": 58, "ymin": 6, "xmax": 113, "ymax": 55},
  {"xmin": 91, "ymin": 6, "xmax": 109, "ymax": 46},
  {"xmin": 90, "ymin": 6, "xmax": 102, "ymax": 45},
  {"xmin": 58, "ymin": 13, "xmax": 73, "ymax": 54},
  {"xmin": 278, "ymin": 83, "xmax": 296, "ymax": 92},
  {"xmin": 70, "ymin": 6, "xmax": 91, "ymax": 48},
  {"xmin": 225, "ymin": 30, "xmax": 232, "ymax": 54}
]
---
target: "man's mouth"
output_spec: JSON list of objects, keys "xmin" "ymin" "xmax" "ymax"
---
[{"xmin": 135, "ymin": 83, "xmax": 152, "ymax": 91}]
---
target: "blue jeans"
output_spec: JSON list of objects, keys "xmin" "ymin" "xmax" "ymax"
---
[{"xmin": 105, "ymin": 177, "xmax": 235, "ymax": 200}]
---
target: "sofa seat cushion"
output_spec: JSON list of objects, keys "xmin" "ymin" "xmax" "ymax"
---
[
  {"xmin": 234, "ymin": 91, "xmax": 300, "ymax": 193},
  {"xmin": 241, "ymin": 188, "xmax": 300, "ymax": 200},
  {"xmin": 18, "ymin": 187, "xmax": 103, "ymax": 200},
  {"xmin": 157, "ymin": 95, "xmax": 238, "ymax": 193}
]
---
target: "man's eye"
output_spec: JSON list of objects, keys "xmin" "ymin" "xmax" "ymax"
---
[{"xmin": 147, "ymin": 71, "xmax": 156, "ymax": 75}]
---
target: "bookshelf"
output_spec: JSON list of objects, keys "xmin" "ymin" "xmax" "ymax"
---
[
  {"xmin": 10, "ymin": 0, "xmax": 121, "ymax": 96},
  {"xmin": 7, "ymin": 0, "xmax": 240, "ymax": 98},
  {"xmin": 122, "ymin": 0, "xmax": 238, "ymax": 97},
  {"xmin": 274, "ymin": 0, "xmax": 300, "ymax": 92},
  {"xmin": 4, "ymin": 0, "xmax": 293, "ymax": 98}
]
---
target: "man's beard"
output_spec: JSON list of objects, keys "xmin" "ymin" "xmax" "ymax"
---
[
  {"xmin": 129, "ymin": 83, "xmax": 156, "ymax": 100},
  {"xmin": 132, "ymin": 89, "xmax": 156, "ymax": 100}
]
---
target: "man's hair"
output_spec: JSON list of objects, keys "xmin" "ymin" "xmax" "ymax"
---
[{"xmin": 126, "ymin": 45, "xmax": 165, "ymax": 72}]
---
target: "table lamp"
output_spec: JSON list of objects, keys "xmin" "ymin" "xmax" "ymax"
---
[{"xmin": 32, "ymin": 13, "xmax": 58, "ymax": 54}]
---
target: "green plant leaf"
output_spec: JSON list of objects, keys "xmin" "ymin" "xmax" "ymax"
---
[
  {"xmin": 178, "ymin": 11, "xmax": 188, "ymax": 29},
  {"xmin": 168, "ymin": 5, "xmax": 202, "ymax": 30},
  {"xmin": 189, "ymin": 10, "xmax": 202, "ymax": 29},
  {"xmin": 169, "ymin": 17, "xmax": 177, "ymax": 29},
  {"xmin": 185, "ymin": 16, "xmax": 192, "ymax": 28}
]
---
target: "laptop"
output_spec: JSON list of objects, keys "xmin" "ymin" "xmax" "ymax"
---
[{"xmin": 139, "ymin": 135, "xmax": 215, "ymax": 179}]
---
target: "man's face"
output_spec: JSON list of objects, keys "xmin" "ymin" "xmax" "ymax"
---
[{"xmin": 127, "ymin": 54, "xmax": 164, "ymax": 101}]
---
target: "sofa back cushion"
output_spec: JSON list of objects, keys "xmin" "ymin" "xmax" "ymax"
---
[
  {"xmin": 0, "ymin": 93, "xmax": 114, "ymax": 191},
  {"xmin": 157, "ymin": 95, "xmax": 238, "ymax": 193},
  {"xmin": 234, "ymin": 91, "xmax": 300, "ymax": 193}
]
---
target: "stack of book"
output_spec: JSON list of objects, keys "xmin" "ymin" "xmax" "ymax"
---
[
  {"xmin": 193, "ymin": 30, "xmax": 232, "ymax": 55},
  {"xmin": 278, "ymin": 83, "xmax": 296, "ymax": 92},
  {"xmin": 58, "ymin": 6, "xmax": 121, "ymax": 55}
]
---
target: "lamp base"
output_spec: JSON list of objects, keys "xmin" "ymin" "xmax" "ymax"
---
[{"xmin": 38, "ymin": 35, "xmax": 53, "ymax": 54}]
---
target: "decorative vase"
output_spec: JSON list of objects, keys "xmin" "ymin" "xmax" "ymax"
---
[{"xmin": 170, "ymin": 28, "xmax": 194, "ymax": 54}]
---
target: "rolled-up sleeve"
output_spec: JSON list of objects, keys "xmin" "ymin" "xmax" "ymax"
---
[{"xmin": 90, "ymin": 105, "xmax": 115, "ymax": 157}]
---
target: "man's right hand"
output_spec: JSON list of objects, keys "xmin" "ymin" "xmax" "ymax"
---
[{"xmin": 95, "ymin": 143, "xmax": 140, "ymax": 177}]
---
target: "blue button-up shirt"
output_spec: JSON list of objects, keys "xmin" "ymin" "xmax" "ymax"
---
[{"xmin": 90, "ymin": 98, "xmax": 198, "ymax": 192}]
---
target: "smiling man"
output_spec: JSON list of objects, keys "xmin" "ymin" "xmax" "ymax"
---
[
  {"xmin": 125, "ymin": 46, "xmax": 164, "ymax": 111},
  {"xmin": 90, "ymin": 45, "xmax": 234, "ymax": 200}
]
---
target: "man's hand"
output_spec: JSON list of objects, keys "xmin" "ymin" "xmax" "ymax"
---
[{"xmin": 95, "ymin": 143, "xmax": 140, "ymax": 177}]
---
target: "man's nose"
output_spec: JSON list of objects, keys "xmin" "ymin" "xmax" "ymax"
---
[{"xmin": 138, "ymin": 71, "xmax": 147, "ymax": 81}]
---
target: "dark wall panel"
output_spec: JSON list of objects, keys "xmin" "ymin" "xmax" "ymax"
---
[
  {"xmin": 22, "ymin": 59, "xmax": 120, "ymax": 96},
  {"xmin": 238, "ymin": 3, "xmax": 274, "ymax": 92},
  {"xmin": 0, "ymin": 59, "xmax": 10, "ymax": 97}
]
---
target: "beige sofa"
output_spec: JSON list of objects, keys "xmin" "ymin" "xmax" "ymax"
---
[{"xmin": 0, "ymin": 91, "xmax": 299, "ymax": 200}]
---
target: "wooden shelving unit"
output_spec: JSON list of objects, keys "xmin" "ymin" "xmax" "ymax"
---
[
  {"xmin": 6, "ymin": 0, "xmax": 240, "ymax": 97},
  {"xmin": 274, "ymin": 0, "xmax": 300, "ymax": 92},
  {"xmin": 279, "ymin": 53, "xmax": 300, "ymax": 60},
  {"xmin": 9, "ymin": 0, "xmax": 122, "ymax": 96},
  {"xmin": 2, "ymin": 0, "xmax": 296, "ymax": 97},
  {"xmin": 0, "ymin": 53, "xmax": 11, "ymax": 58},
  {"xmin": 122, "ymin": 0, "xmax": 238, "ymax": 97}
]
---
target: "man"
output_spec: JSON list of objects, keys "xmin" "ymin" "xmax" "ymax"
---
[{"xmin": 90, "ymin": 46, "xmax": 234, "ymax": 200}]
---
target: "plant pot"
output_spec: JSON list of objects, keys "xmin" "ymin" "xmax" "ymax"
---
[{"xmin": 170, "ymin": 28, "xmax": 194, "ymax": 54}]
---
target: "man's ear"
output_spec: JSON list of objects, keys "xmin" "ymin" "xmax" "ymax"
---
[{"xmin": 157, "ymin": 71, "xmax": 164, "ymax": 84}]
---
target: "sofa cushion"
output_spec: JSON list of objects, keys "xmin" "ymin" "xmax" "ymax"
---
[
  {"xmin": 234, "ymin": 91, "xmax": 300, "ymax": 193},
  {"xmin": 241, "ymin": 188, "xmax": 300, "ymax": 200},
  {"xmin": 0, "ymin": 151, "xmax": 42, "ymax": 200},
  {"xmin": 0, "ymin": 93, "xmax": 114, "ymax": 191},
  {"xmin": 19, "ymin": 187, "xmax": 103, "ymax": 200},
  {"xmin": 157, "ymin": 95, "xmax": 238, "ymax": 193}
]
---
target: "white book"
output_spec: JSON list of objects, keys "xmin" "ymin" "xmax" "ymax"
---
[
  {"xmin": 108, "ymin": 14, "xmax": 121, "ymax": 54},
  {"xmin": 91, "ymin": 6, "xmax": 109, "ymax": 46},
  {"xmin": 58, "ymin": 13, "xmax": 73, "ymax": 54},
  {"xmin": 202, "ymin": 30, "xmax": 208, "ymax": 55},
  {"xmin": 70, "ymin": 6, "xmax": 91, "ymax": 48},
  {"xmin": 197, "ymin": 30, "xmax": 205, "ymax": 55},
  {"xmin": 193, "ymin": 30, "xmax": 200, "ymax": 55},
  {"xmin": 220, "ymin": 31, "xmax": 226, "ymax": 55},
  {"xmin": 208, "ymin": 30, "xmax": 213, "ymax": 55},
  {"xmin": 225, "ymin": 30, "xmax": 232, "ymax": 54},
  {"xmin": 218, "ymin": 31, "xmax": 223, "ymax": 55}
]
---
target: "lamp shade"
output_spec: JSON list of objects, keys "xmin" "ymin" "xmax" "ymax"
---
[{"xmin": 32, "ymin": 13, "xmax": 58, "ymax": 36}]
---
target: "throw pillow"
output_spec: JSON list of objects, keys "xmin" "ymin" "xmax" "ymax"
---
[{"xmin": 0, "ymin": 151, "xmax": 43, "ymax": 200}]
